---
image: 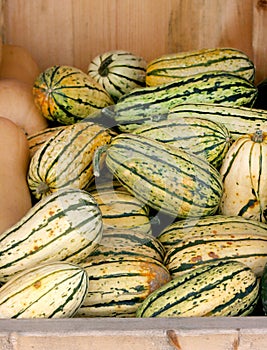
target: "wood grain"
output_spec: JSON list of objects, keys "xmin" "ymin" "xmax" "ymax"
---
[
  {"xmin": 1, "ymin": 0, "xmax": 266, "ymax": 83},
  {"xmin": 253, "ymin": 0, "xmax": 267, "ymax": 83}
]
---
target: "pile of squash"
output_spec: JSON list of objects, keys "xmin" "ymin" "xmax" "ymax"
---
[{"xmin": 1, "ymin": 44, "xmax": 267, "ymax": 318}]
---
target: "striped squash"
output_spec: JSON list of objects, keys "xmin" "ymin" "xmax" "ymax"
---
[
  {"xmin": 0, "ymin": 188, "xmax": 103, "ymax": 282},
  {"xmin": 76, "ymin": 254, "xmax": 171, "ymax": 317},
  {"xmin": 88, "ymin": 50, "xmax": 147, "ymax": 102},
  {"xmin": 146, "ymin": 47, "xmax": 255, "ymax": 86},
  {"xmin": 136, "ymin": 260, "xmax": 259, "ymax": 317},
  {"xmin": 88, "ymin": 184, "xmax": 152, "ymax": 235},
  {"xmin": 104, "ymin": 133, "xmax": 223, "ymax": 219},
  {"xmin": 134, "ymin": 116, "xmax": 232, "ymax": 169},
  {"xmin": 27, "ymin": 125, "xmax": 68, "ymax": 158},
  {"xmin": 164, "ymin": 231, "xmax": 267, "ymax": 278},
  {"xmin": 0, "ymin": 262, "xmax": 89, "ymax": 318},
  {"xmin": 111, "ymin": 71, "xmax": 257, "ymax": 132},
  {"xmin": 219, "ymin": 129, "xmax": 267, "ymax": 222},
  {"xmin": 89, "ymin": 228, "xmax": 166, "ymax": 263},
  {"xmin": 32, "ymin": 65, "xmax": 114, "ymax": 125},
  {"xmin": 170, "ymin": 103, "xmax": 267, "ymax": 140},
  {"xmin": 158, "ymin": 214, "xmax": 267, "ymax": 251},
  {"xmin": 27, "ymin": 121, "xmax": 112, "ymax": 200}
]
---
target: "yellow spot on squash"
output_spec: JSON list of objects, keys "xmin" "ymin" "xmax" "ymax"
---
[{"xmin": 33, "ymin": 280, "xmax": 42, "ymax": 289}]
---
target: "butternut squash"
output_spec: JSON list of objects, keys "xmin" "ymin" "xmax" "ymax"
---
[
  {"xmin": 0, "ymin": 44, "xmax": 41, "ymax": 85},
  {"xmin": 0, "ymin": 78, "xmax": 48, "ymax": 136},
  {"xmin": 0, "ymin": 117, "xmax": 32, "ymax": 233},
  {"xmin": 0, "ymin": 31, "xmax": 2, "ymax": 67}
]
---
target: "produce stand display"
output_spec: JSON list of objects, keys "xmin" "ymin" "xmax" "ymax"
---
[{"xmin": 1, "ymin": 1, "xmax": 267, "ymax": 349}]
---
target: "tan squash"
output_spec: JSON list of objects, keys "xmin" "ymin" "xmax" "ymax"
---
[
  {"xmin": 0, "ymin": 30, "xmax": 2, "ymax": 67},
  {"xmin": 0, "ymin": 117, "xmax": 32, "ymax": 233},
  {"xmin": 219, "ymin": 129, "xmax": 267, "ymax": 222},
  {"xmin": 0, "ymin": 78, "xmax": 48, "ymax": 136},
  {"xmin": 0, "ymin": 44, "xmax": 41, "ymax": 85}
]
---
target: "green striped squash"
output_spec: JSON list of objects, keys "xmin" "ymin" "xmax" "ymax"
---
[
  {"xmin": 0, "ymin": 188, "xmax": 103, "ymax": 282},
  {"xmin": 33, "ymin": 65, "xmax": 114, "ymax": 125},
  {"xmin": 170, "ymin": 103, "xmax": 267, "ymax": 140},
  {"xmin": 0, "ymin": 262, "xmax": 89, "ymax": 318},
  {"xmin": 88, "ymin": 184, "xmax": 152, "ymax": 235},
  {"xmin": 134, "ymin": 116, "xmax": 232, "ymax": 169},
  {"xmin": 104, "ymin": 133, "xmax": 223, "ymax": 219},
  {"xmin": 27, "ymin": 125, "xmax": 68, "ymax": 158},
  {"xmin": 158, "ymin": 214, "xmax": 267, "ymax": 251},
  {"xmin": 111, "ymin": 71, "xmax": 257, "ymax": 132},
  {"xmin": 76, "ymin": 254, "xmax": 171, "ymax": 317},
  {"xmin": 219, "ymin": 130, "xmax": 267, "ymax": 222},
  {"xmin": 164, "ymin": 231, "xmax": 267, "ymax": 278},
  {"xmin": 146, "ymin": 47, "xmax": 255, "ymax": 86},
  {"xmin": 27, "ymin": 121, "xmax": 112, "ymax": 200},
  {"xmin": 89, "ymin": 228, "xmax": 166, "ymax": 263},
  {"xmin": 88, "ymin": 50, "xmax": 147, "ymax": 102},
  {"xmin": 136, "ymin": 260, "xmax": 259, "ymax": 317}
]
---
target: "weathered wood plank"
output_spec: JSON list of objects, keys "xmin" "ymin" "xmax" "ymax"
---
[
  {"xmin": 0, "ymin": 318, "xmax": 267, "ymax": 350},
  {"xmin": 3, "ymin": 0, "xmax": 265, "ymax": 83},
  {"xmin": 253, "ymin": 0, "xmax": 267, "ymax": 83}
]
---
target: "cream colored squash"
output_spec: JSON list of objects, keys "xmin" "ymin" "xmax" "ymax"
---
[
  {"xmin": 219, "ymin": 129, "xmax": 267, "ymax": 222},
  {"xmin": 0, "ymin": 78, "xmax": 48, "ymax": 136},
  {"xmin": 0, "ymin": 117, "xmax": 32, "ymax": 233}
]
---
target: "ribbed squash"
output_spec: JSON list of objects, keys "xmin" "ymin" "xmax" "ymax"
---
[
  {"xmin": 89, "ymin": 228, "xmax": 165, "ymax": 263},
  {"xmin": 0, "ymin": 262, "xmax": 89, "ymax": 318},
  {"xmin": 103, "ymin": 133, "xmax": 223, "ymax": 219},
  {"xmin": 0, "ymin": 188, "xmax": 103, "ymax": 282},
  {"xmin": 112, "ymin": 71, "xmax": 258, "ymax": 132},
  {"xmin": 88, "ymin": 50, "xmax": 147, "ymax": 102},
  {"xmin": 27, "ymin": 125, "xmax": 68, "ymax": 158},
  {"xmin": 164, "ymin": 231, "xmax": 267, "ymax": 278},
  {"xmin": 27, "ymin": 121, "xmax": 112, "ymax": 200},
  {"xmin": 219, "ymin": 129, "xmax": 267, "ymax": 222},
  {"xmin": 136, "ymin": 260, "xmax": 259, "ymax": 317},
  {"xmin": 134, "ymin": 116, "xmax": 232, "ymax": 169},
  {"xmin": 88, "ymin": 183, "xmax": 152, "ymax": 235},
  {"xmin": 146, "ymin": 47, "xmax": 255, "ymax": 86},
  {"xmin": 77, "ymin": 254, "xmax": 171, "ymax": 317},
  {"xmin": 158, "ymin": 214, "xmax": 267, "ymax": 251},
  {"xmin": 170, "ymin": 103, "xmax": 267, "ymax": 141},
  {"xmin": 32, "ymin": 65, "xmax": 114, "ymax": 125}
]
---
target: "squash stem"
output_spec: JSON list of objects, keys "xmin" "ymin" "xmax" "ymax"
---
[
  {"xmin": 252, "ymin": 129, "xmax": 264, "ymax": 143},
  {"xmin": 93, "ymin": 145, "xmax": 108, "ymax": 177},
  {"xmin": 36, "ymin": 181, "xmax": 50, "ymax": 195},
  {"xmin": 98, "ymin": 55, "xmax": 113, "ymax": 77}
]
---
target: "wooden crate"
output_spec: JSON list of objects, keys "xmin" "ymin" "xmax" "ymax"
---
[
  {"xmin": 1, "ymin": 317, "xmax": 267, "ymax": 349},
  {"xmin": 0, "ymin": 0, "xmax": 267, "ymax": 347},
  {"xmin": 2, "ymin": 0, "xmax": 267, "ymax": 84}
]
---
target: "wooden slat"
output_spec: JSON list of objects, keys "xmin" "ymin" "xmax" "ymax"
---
[
  {"xmin": 253, "ymin": 0, "xmax": 267, "ymax": 83},
  {"xmin": 3, "ymin": 0, "xmax": 75, "ymax": 68},
  {"xmin": 3, "ymin": 0, "xmax": 265, "ymax": 83},
  {"xmin": 167, "ymin": 0, "xmax": 253, "ymax": 54},
  {"xmin": 0, "ymin": 317, "xmax": 267, "ymax": 350}
]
